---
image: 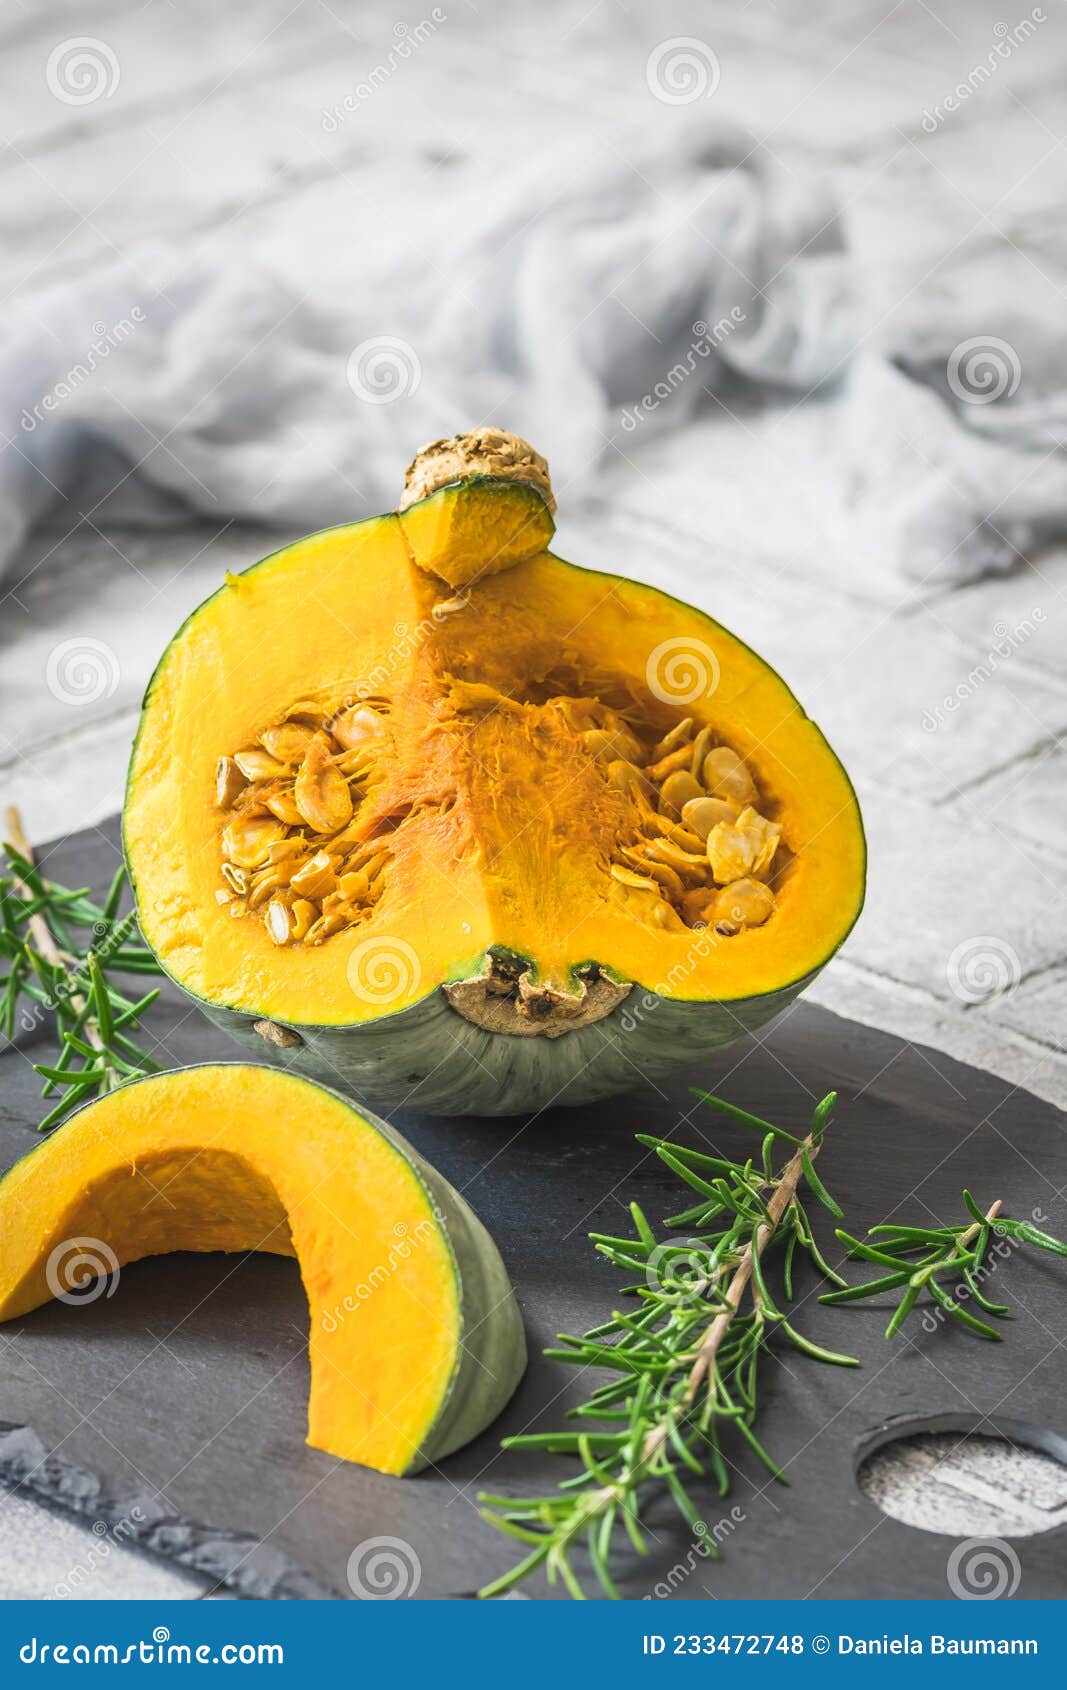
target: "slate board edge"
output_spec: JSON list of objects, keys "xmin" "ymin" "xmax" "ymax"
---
[{"xmin": 0, "ymin": 1423, "xmax": 336, "ymax": 1600}]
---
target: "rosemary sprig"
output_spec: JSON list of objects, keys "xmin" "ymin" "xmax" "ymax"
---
[
  {"xmin": 822, "ymin": 1190, "xmax": 1067, "ymax": 1341},
  {"xmin": 1, "ymin": 807, "xmax": 163, "ymax": 1131},
  {"xmin": 478, "ymin": 1089, "xmax": 853, "ymax": 1601}
]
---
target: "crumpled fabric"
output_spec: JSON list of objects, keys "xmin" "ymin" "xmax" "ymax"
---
[{"xmin": 2, "ymin": 123, "xmax": 1060, "ymax": 585}]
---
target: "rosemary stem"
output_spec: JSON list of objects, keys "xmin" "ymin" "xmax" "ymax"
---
[
  {"xmin": 958, "ymin": 1199, "xmax": 1002, "ymax": 1248},
  {"xmin": 589, "ymin": 1132, "xmax": 819, "ymax": 1512},
  {"xmin": 3, "ymin": 805, "xmax": 104, "ymax": 1057},
  {"xmin": 663, "ymin": 1133, "xmax": 815, "ymax": 1442}
]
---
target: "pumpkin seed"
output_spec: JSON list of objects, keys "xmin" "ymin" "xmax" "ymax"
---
[
  {"xmin": 659, "ymin": 770, "xmax": 703, "ymax": 817},
  {"xmin": 331, "ymin": 748, "xmax": 378, "ymax": 779},
  {"xmin": 649, "ymin": 814, "xmax": 706, "ymax": 853},
  {"xmin": 291, "ymin": 850, "xmax": 339, "ymax": 900},
  {"xmin": 711, "ymin": 877, "xmax": 775, "ymax": 934},
  {"xmin": 221, "ymin": 816, "xmax": 288, "ymax": 870},
  {"xmin": 216, "ymin": 756, "xmax": 246, "ymax": 809},
  {"xmin": 221, "ymin": 861, "xmax": 249, "ymax": 896},
  {"xmin": 681, "ymin": 796, "xmax": 739, "ymax": 840},
  {"xmin": 611, "ymin": 863, "xmax": 659, "ymax": 893},
  {"xmin": 604, "ymin": 725, "xmax": 645, "ymax": 764},
  {"xmin": 234, "ymin": 747, "xmax": 287, "ymax": 782},
  {"xmin": 289, "ymin": 898, "xmax": 318, "ymax": 942},
  {"xmin": 650, "ymin": 717, "xmax": 694, "ymax": 760},
  {"xmin": 648, "ymin": 834, "xmax": 708, "ymax": 872},
  {"xmin": 305, "ymin": 910, "xmax": 350, "ymax": 945},
  {"xmin": 647, "ymin": 745, "xmax": 693, "ymax": 782},
  {"xmin": 332, "ymin": 705, "xmax": 385, "ymax": 751},
  {"xmin": 265, "ymin": 900, "xmax": 292, "ymax": 945},
  {"xmin": 707, "ymin": 807, "xmax": 780, "ymax": 885},
  {"xmin": 264, "ymin": 788, "xmax": 305, "ymax": 826},
  {"xmin": 550, "ymin": 696, "xmax": 598, "ymax": 733},
  {"xmin": 326, "ymin": 820, "xmax": 372, "ymax": 853},
  {"xmin": 606, "ymin": 759, "xmax": 654, "ymax": 802},
  {"xmin": 294, "ymin": 734, "xmax": 353, "ymax": 833},
  {"xmin": 249, "ymin": 872, "xmax": 284, "ymax": 910},
  {"xmin": 364, "ymin": 850, "xmax": 389, "ymax": 884},
  {"xmin": 581, "ymin": 729, "xmax": 621, "ymax": 762},
  {"xmin": 689, "ymin": 724, "xmax": 715, "ymax": 778},
  {"xmin": 702, "ymin": 747, "xmax": 757, "ymax": 807},
  {"xmin": 261, "ymin": 722, "xmax": 318, "ymax": 763},
  {"xmin": 621, "ymin": 848, "xmax": 685, "ymax": 899},
  {"xmin": 339, "ymin": 869, "xmax": 370, "ymax": 902},
  {"xmin": 267, "ymin": 838, "xmax": 307, "ymax": 863}
]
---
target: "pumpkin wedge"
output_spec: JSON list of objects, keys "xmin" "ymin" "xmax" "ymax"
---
[
  {"xmin": 124, "ymin": 430, "xmax": 866, "ymax": 1115},
  {"xmin": 0, "ymin": 1065, "xmax": 525, "ymax": 1475}
]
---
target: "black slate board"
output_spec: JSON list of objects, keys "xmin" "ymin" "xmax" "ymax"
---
[{"xmin": 1, "ymin": 818, "xmax": 1065, "ymax": 1600}]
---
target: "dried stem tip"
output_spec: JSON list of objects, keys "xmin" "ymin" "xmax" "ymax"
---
[{"xmin": 400, "ymin": 429, "xmax": 556, "ymax": 513}]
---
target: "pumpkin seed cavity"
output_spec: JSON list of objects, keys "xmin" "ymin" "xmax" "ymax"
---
[
  {"xmin": 217, "ymin": 690, "xmax": 780, "ymax": 947},
  {"xmin": 599, "ymin": 705, "xmax": 782, "ymax": 935},
  {"xmin": 558, "ymin": 696, "xmax": 782, "ymax": 936},
  {"xmin": 217, "ymin": 700, "xmax": 392, "ymax": 947}
]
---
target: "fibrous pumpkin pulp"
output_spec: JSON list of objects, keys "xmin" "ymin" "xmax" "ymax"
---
[{"xmin": 124, "ymin": 430, "xmax": 866, "ymax": 1114}]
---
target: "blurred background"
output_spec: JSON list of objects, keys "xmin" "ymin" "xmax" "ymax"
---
[{"xmin": 2, "ymin": 0, "xmax": 1065, "ymax": 1106}]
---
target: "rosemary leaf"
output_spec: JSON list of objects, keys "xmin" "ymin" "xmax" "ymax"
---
[{"xmin": 1, "ymin": 809, "xmax": 163, "ymax": 1132}]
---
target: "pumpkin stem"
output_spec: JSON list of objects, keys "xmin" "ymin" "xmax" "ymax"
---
[
  {"xmin": 400, "ymin": 428, "xmax": 556, "ymax": 514},
  {"xmin": 444, "ymin": 950, "xmax": 630, "ymax": 1039}
]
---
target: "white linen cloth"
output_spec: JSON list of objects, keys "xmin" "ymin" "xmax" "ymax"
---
[{"xmin": 3, "ymin": 125, "xmax": 1061, "ymax": 584}]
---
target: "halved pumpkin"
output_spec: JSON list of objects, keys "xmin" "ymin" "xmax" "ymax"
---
[
  {"xmin": 0, "ymin": 1065, "xmax": 525, "ymax": 1475},
  {"xmin": 124, "ymin": 430, "xmax": 865, "ymax": 1115}
]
